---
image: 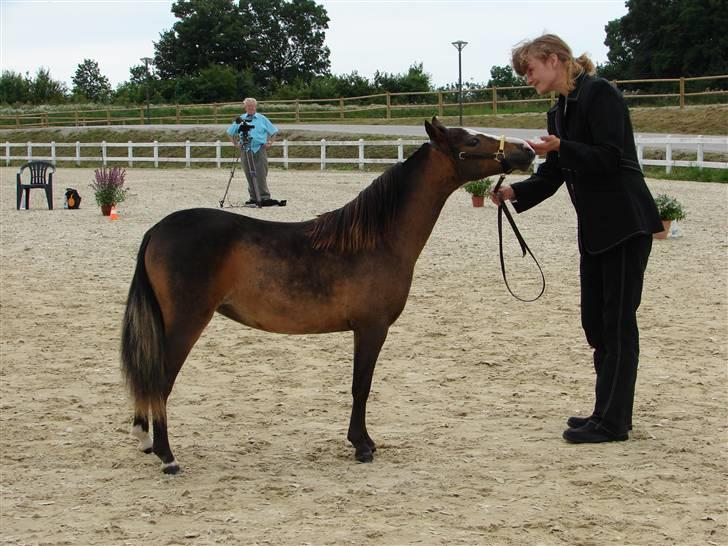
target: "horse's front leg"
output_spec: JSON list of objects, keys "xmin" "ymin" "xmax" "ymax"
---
[{"xmin": 347, "ymin": 325, "xmax": 389, "ymax": 463}]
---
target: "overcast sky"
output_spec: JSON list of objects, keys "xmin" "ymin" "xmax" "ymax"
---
[{"xmin": 1, "ymin": 0, "xmax": 628, "ymax": 89}]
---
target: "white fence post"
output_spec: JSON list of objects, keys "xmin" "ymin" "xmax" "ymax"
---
[
  {"xmin": 696, "ymin": 135, "xmax": 704, "ymax": 168},
  {"xmin": 321, "ymin": 139, "xmax": 326, "ymax": 171},
  {"xmin": 128, "ymin": 141, "xmax": 133, "ymax": 167},
  {"xmin": 637, "ymin": 143, "xmax": 643, "ymax": 167},
  {"xmin": 665, "ymin": 135, "xmax": 672, "ymax": 174},
  {"xmin": 397, "ymin": 138, "xmax": 403, "ymax": 162},
  {"xmin": 283, "ymin": 139, "xmax": 289, "ymax": 169},
  {"xmin": 215, "ymin": 140, "xmax": 221, "ymax": 168},
  {"xmin": 5, "ymin": 141, "xmax": 9, "ymax": 166},
  {"xmin": 154, "ymin": 141, "xmax": 158, "ymax": 168},
  {"xmin": 27, "ymin": 142, "xmax": 32, "ymax": 161},
  {"xmin": 51, "ymin": 141, "xmax": 56, "ymax": 163},
  {"xmin": 358, "ymin": 139, "xmax": 364, "ymax": 170},
  {"xmin": 75, "ymin": 141, "xmax": 80, "ymax": 166},
  {"xmin": 185, "ymin": 140, "xmax": 191, "ymax": 168},
  {"xmin": 102, "ymin": 140, "xmax": 107, "ymax": 166}
]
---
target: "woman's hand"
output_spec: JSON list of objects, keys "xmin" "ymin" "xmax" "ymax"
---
[
  {"xmin": 526, "ymin": 135, "xmax": 560, "ymax": 156},
  {"xmin": 490, "ymin": 184, "xmax": 515, "ymax": 205}
]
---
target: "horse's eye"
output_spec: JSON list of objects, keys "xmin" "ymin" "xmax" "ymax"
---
[{"xmin": 470, "ymin": 138, "xmax": 479, "ymax": 146}]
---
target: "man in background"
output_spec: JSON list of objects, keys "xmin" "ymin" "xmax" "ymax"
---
[{"xmin": 227, "ymin": 97, "xmax": 279, "ymax": 205}]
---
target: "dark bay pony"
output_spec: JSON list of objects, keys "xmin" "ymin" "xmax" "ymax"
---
[{"xmin": 121, "ymin": 118, "xmax": 534, "ymax": 473}]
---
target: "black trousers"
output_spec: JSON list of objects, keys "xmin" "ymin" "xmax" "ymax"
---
[{"xmin": 579, "ymin": 234, "xmax": 652, "ymax": 435}]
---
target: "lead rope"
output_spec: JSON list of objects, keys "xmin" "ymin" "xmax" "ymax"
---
[{"xmin": 492, "ymin": 174, "xmax": 546, "ymax": 302}]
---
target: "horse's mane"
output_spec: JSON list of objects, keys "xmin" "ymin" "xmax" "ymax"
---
[{"xmin": 307, "ymin": 145, "xmax": 428, "ymax": 254}]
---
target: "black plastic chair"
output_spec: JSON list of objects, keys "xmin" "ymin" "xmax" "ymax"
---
[{"xmin": 17, "ymin": 161, "xmax": 55, "ymax": 210}]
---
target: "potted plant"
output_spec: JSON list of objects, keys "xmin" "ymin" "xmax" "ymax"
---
[
  {"xmin": 653, "ymin": 193, "xmax": 686, "ymax": 239},
  {"xmin": 463, "ymin": 178, "xmax": 492, "ymax": 207},
  {"xmin": 90, "ymin": 166, "xmax": 128, "ymax": 215}
]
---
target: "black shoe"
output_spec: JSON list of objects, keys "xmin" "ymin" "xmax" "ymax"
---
[
  {"xmin": 567, "ymin": 415, "xmax": 591, "ymax": 429},
  {"xmin": 563, "ymin": 421, "xmax": 628, "ymax": 444},
  {"xmin": 245, "ymin": 199, "xmax": 257, "ymax": 205},
  {"xmin": 567, "ymin": 415, "xmax": 632, "ymax": 431}
]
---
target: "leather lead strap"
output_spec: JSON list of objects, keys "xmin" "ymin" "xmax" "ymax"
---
[{"xmin": 493, "ymin": 174, "xmax": 546, "ymax": 302}]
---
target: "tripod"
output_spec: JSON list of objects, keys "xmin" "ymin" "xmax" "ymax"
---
[{"xmin": 218, "ymin": 125, "xmax": 262, "ymax": 208}]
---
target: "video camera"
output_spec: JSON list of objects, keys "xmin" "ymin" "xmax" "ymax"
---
[{"xmin": 235, "ymin": 116, "xmax": 255, "ymax": 135}]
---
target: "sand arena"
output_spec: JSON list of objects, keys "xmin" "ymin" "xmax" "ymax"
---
[{"xmin": 1, "ymin": 166, "xmax": 726, "ymax": 545}]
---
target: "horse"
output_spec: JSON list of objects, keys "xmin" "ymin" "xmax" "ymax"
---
[{"xmin": 121, "ymin": 117, "xmax": 535, "ymax": 474}]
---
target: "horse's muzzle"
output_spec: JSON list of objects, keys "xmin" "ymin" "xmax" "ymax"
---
[{"xmin": 509, "ymin": 143, "xmax": 536, "ymax": 171}]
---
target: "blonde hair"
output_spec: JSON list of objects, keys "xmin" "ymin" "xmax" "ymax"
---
[
  {"xmin": 243, "ymin": 97, "xmax": 257, "ymax": 106},
  {"xmin": 512, "ymin": 34, "xmax": 595, "ymax": 92}
]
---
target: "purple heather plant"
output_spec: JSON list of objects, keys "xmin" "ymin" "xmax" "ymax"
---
[{"xmin": 90, "ymin": 166, "xmax": 128, "ymax": 206}]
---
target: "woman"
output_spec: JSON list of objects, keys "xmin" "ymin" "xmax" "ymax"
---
[{"xmin": 493, "ymin": 34, "xmax": 663, "ymax": 443}]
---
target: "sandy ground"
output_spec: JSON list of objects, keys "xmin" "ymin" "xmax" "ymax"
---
[{"xmin": 1, "ymin": 164, "xmax": 726, "ymax": 545}]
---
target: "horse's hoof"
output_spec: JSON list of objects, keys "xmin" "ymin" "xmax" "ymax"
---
[
  {"xmin": 161, "ymin": 460, "xmax": 180, "ymax": 474},
  {"xmin": 355, "ymin": 449, "xmax": 374, "ymax": 463}
]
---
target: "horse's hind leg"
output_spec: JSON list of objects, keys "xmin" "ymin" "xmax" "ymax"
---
[
  {"xmin": 347, "ymin": 325, "xmax": 389, "ymax": 463},
  {"xmin": 130, "ymin": 407, "xmax": 153, "ymax": 454},
  {"xmin": 152, "ymin": 317, "xmax": 213, "ymax": 474}
]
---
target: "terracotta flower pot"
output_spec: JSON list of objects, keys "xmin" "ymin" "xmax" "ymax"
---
[
  {"xmin": 654, "ymin": 219, "xmax": 671, "ymax": 239},
  {"xmin": 101, "ymin": 204, "xmax": 114, "ymax": 216},
  {"xmin": 471, "ymin": 195, "xmax": 485, "ymax": 208}
]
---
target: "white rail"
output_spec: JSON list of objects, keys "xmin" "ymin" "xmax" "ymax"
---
[{"xmin": 3, "ymin": 136, "xmax": 727, "ymax": 172}]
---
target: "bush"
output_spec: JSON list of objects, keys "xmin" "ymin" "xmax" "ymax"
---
[
  {"xmin": 653, "ymin": 193, "xmax": 687, "ymax": 221},
  {"xmin": 463, "ymin": 178, "xmax": 493, "ymax": 197},
  {"xmin": 90, "ymin": 166, "xmax": 128, "ymax": 206}
]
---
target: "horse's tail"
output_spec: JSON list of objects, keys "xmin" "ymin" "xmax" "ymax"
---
[{"xmin": 121, "ymin": 229, "xmax": 166, "ymax": 416}]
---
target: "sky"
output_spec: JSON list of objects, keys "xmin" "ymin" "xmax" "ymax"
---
[{"xmin": 1, "ymin": 0, "xmax": 628, "ymax": 89}]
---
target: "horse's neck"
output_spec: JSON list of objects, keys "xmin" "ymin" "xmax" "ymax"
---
[{"xmin": 394, "ymin": 150, "xmax": 460, "ymax": 264}]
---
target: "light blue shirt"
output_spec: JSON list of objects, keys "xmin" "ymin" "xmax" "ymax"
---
[{"xmin": 226, "ymin": 112, "xmax": 278, "ymax": 153}]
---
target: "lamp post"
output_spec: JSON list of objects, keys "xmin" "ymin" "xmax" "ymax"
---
[
  {"xmin": 140, "ymin": 57, "xmax": 153, "ymax": 124},
  {"xmin": 451, "ymin": 40, "xmax": 468, "ymax": 126}
]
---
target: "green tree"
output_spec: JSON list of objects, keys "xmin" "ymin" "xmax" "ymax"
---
[
  {"xmin": 333, "ymin": 71, "xmax": 375, "ymax": 98},
  {"xmin": 241, "ymin": 0, "xmax": 330, "ymax": 89},
  {"xmin": 0, "ymin": 70, "xmax": 32, "ymax": 104},
  {"xmin": 0, "ymin": 69, "xmax": 67, "ymax": 105},
  {"xmin": 191, "ymin": 65, "xmax": 238, "ymax": 102},
  {"xmin": 31, "ymin": 68, "xmax": 68, "ymax": 104},
  {"xmin": 72, "ymin": 59, "xmax": 112, "ymax": 102},
  {"xmin": 154, "ymin": 0, "xmax": 246, "ymax": 78},
  {"xmin": 113, "ymin": 65, "xmax": 152, "ymax": 104},
  {"xmin": 373, "ymin": 63, "xmax": 432, "ymax": 103},
  {"xmin": 487, "ymin": 65, "xmax": 525, "ymax": 89},
  {"xmin": 154, "ymin": 0, "xmax": 330, "ymax": 93},
  {"xmin": 601, "ymin": 0, "xmax": 728, "ymax": 79},
  {"xmin": 486, "ymin": 65, "xmax": 528, "ymax": 100}
]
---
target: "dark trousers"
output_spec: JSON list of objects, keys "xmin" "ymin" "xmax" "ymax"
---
[
  {"xmin": 242, "ymin": 147, "xmax": 271, "ymax": 201},
  {"xmin": 579, "ymin": 234, "xmax": 652, "ymax": 434}
]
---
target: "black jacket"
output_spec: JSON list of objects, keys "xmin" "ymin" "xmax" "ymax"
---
[{"xmin": 511, "ymin": 74, "xmax": 662, "ymax": 254}]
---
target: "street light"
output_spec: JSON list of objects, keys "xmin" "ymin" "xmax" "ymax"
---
[
  {"xmin": 451, "ymin": 40, "xmax": 468, "ymax": 126},
  {"xmin": 140, "ymin": 57, "xmax": 153, "ymax": 124}
]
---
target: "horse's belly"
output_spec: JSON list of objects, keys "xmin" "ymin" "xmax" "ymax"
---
[{"xmin": 217, "ymin": 295, "xmax": 351, "ymax": 335}]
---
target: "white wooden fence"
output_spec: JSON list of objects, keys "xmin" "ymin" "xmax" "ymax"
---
[{"xmin": 3, "ymin": 136, "xmax": 727, "ymax": 173}]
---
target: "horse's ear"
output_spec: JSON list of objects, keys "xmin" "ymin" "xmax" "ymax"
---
[
  {"xmin": 431, "ymin": 116, "xmax": 446, "ymax": 130},
  {"xmin": 425, "ymin": 117, "xmax": 447, "ymax": 147}
]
